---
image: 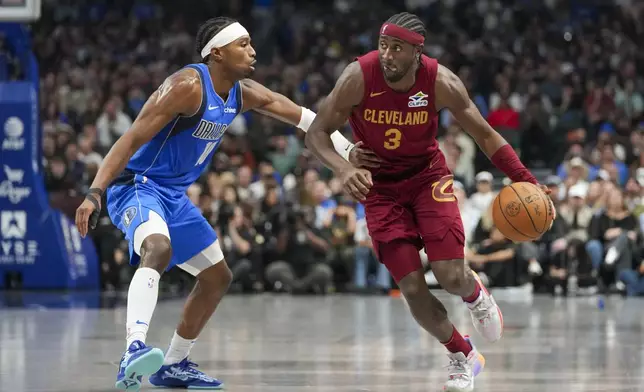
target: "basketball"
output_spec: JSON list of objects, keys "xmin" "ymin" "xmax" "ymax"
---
[{"xmin": 492, "ymin": 182, "xmax": 554, "ymax": 242}]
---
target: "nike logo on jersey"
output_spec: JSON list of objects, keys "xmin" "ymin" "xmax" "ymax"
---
[
  {"xmin": 370, "ymin": 91, "xmax": 386, "ymax": 97},
  {"xmin": 208, "ymin": 105, "xmax": 219, "ymax": 110}
]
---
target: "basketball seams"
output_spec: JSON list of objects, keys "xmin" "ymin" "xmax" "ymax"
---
[
  {"xmin": 508, "ymin": 184, "xmax": 541, "ymax": 234},
  {"xmin": 497, "ymin": 190, "xmax": 531, "ymax": 240},
  {"xmin": 534, "ymin": 187, "xmax": 550, "ymax": 233}
]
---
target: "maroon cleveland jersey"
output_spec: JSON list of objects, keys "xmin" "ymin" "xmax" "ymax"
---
[{"xmin": 348, "ymin": 50, "xmax": 443, "ymax": 181}]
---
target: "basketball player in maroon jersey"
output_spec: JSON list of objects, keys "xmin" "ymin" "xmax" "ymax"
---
[{"xmin": 305, "ymin": 12, "xmax": 552, "ymax": 392}]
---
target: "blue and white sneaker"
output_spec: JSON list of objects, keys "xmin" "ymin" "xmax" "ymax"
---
[
  {"xmin": 149, "ymin": 358, "xmax": 224, "ymax": 389},
  {"xmin": 115, "ymin": 340, "xmax": 165, "ymax": 391}
]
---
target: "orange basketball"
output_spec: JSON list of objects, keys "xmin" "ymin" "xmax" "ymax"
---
[{"xmin": 492, "ymin": 182, "xmax": 554, "ymax": 242}]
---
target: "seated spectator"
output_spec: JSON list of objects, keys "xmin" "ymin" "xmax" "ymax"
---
[
  {"xmin": 586, "ymin": 174, "xmax": 616, "ymax": 213},
  {"xmin": 588, "ymin": 124, "xmax": 627, "ymax": 165},
  {"xmin": 469, "ymin": 206, "xmax": 538, "ymax": 288},
  {"xmin": 547, "ymin": 184, "xmax": 597, "ymax": 295},
  {"xmin": 466, "ymin": 226, "xmax": 525, "ymax": 288},
  {"xmin": 249, "ymin": 161, "xmax": 281, "ymax": 201},
  {"xmin": 587, "ymin": 187, "xmax": 640, "ymax": 289},
  {"xmin": 468, "ymin": 171, "xmax": 496, "ymax": 219},
  {"xmin": 223, "ymin": 205, "xmax": 263, "ymax": 293},
  {"xmin": 632, "ymin": 169, "xmax": 644, "ymax": 233},
  {"xmin": 236, "ymin": 165, "xmax": 254, "ymax": 203},
  {"xmin": 438, "ymin": 125, "xmax": 475, "ymax": 187},
  {"xmin": 589, "ymin": 143, "xmax": 629, "ymax": 186},
  {"xmin": 256, "ymin": 184, "xmax": 287, "ymax": 268},
  {"xmin": 626, "ymin": 126, "xmax": 643, "ymax": 170},
  {"xmin": 559, "ymin": 184, "xmax": 594, "ymax": 243},
  {"xmin": 264, "ymin": 206, "xmax": 332, "ymax": 294},
  {"xmin": 96, "ymin": 97, "xmax": 133, "ymax": 152},
  {"xmin": 352, "ymin": 203, "xmax": 390, "ymax": 294},
  {"xmin": 311, "ymin": 180, "xmax": 337, "ymax": 229},
  {"xmin": 487, "ymin": 95, "xmax": 520, "ymax": 131},
  {"xmin": 322, "ymin": 199, "xmax": 357, "ymax": 291},
  {"xmin": 562, "ymin": 157, "xmax": 590, "ymax": 193},
  {"xmin": 453, "ymin": 180, "xmax": 478, "ymax": 245}
]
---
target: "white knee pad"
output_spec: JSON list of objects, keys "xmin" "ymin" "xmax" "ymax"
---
[
  {"xmin": 133, "ymin": 210, "xmax": 171, "ymax": 255},
  {"xmin": 178, "ymin": 240, "xmax": 225, "ymax": 277}
]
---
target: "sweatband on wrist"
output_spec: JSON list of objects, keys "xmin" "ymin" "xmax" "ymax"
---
[
  {"xmin": 490, "ymin": 144, "xmax": 537, "ymax": 184},
  {"xmin": 298, "ymin": 107, "xmax": 355, "ymax": 161},
  {"xmin": 330, "ymin": 131, "xmax": 355, "ymax": 161},
  {"xmin": 297, "ymin": 107, "xmax": 316, "ymax": 131}
]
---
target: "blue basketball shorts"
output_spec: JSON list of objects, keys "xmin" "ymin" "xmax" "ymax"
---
[{"xmin": 106, "ymin": 173, "xmax": 222, "ymax": 274}]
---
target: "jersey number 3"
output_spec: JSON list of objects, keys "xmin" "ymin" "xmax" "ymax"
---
[
  {"xmin": 195, "ymin": 142, "xmax": 218, "ymax": 166},
  {"xmin": 384, "ymin": 128, "xmax": 402, "ymax": 150}
]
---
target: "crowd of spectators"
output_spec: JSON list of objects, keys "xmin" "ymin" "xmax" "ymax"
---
[{"xmin": 16, "ymin": 0, "xmax": 644, "ymax": 296}]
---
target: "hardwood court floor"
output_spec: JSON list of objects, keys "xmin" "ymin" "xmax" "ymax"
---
[{"xmin": 0, "ymin": 289, "xmax": 643, "ymax": 391}]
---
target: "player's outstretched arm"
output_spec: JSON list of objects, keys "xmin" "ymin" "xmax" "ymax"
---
[
  {"xmin": 434, "ymin": 64, "xmax": 539, "ymax": 187},
  {"xmin": 304, "ymin": 62, "xmax": 365, "ymax": 174},
  {"xmin": 75, "ymin": 69, "xmax": 202, "ymax": 237},
  {"xmin": 240, "ymin": 79, "xmax": 379, "ymax": 168},
  {"xmin": 304, "ymin": 62, "xmax": 374, "ymax": 201}
]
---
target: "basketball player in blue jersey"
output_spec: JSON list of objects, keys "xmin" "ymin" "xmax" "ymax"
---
[{"xmin": 75, "ymin": 17, "xmax": 381, "ymax": 391}]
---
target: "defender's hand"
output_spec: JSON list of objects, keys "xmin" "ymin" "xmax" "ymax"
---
[
  {"xmin": 339, "ymin": 166, "xmax": 373, "ymax": 201},
  {"xmin": 348, "ymin": 141, "xmax": 383, "ymax": 169},
  {"xmin": 76, "ymin": 188, "xmax": 103, "ymax": 238}
]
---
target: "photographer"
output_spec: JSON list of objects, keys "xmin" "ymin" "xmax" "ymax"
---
[
  {"xmin": 322, "ymin": 196, "xmax": 357, "ymax": 291},
  {"xmin": 223, "ymin": 204, "xmax": 264, "ymax": 292},
  {"xmin": 265, "ymin": 205, "xmax": 333, "ymax": 294}
]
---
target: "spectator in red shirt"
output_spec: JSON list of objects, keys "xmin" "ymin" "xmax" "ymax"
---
[{"xmin": 487, "ymin": 96, "xmax": 520, "ymax": 130}]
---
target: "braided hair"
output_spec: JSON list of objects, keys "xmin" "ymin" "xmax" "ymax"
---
[
  {"xmin": 385, "ymin": 12, "xmax": 426, "ymax": 63},
  {"xmin": 385, "ymin": 12, "xmax": 427, "ymax": 41},
  {"xmin": 196, "ymin": 17, "xmax": 237, "ymax": 63}
]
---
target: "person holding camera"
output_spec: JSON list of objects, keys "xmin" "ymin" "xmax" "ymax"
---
[
  {"xmin": 264, "ymin": 206, "xmax": 333, "ymax": 294},
  {"xmin": 223, "ymin": 204, "xmax": 264, "ymax": 292}
]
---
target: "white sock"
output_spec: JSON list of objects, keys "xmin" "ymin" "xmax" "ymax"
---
[
  {"xmin": 125, "ymin": 267, "xmax": 161, "ymax": 349},
  {"xmin": 163, "ymin": 331, "xmax": 196, "ymax": 365}
]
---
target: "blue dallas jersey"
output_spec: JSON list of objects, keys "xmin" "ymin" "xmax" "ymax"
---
[{"xmin": 125, "ymin": 63, "xmax": 241, "ymax": 191}]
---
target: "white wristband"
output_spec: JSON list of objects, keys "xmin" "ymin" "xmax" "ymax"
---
[
  {"xmin": 330, "ymin": 130, "xmax": 354, "ymax": 161},
  {"xmin": 298, "ymin": 107, "xmax": 354, "ymax": 161},
  {"xmin": 297, "ymin": 107, "xmax": 316, "ymax": 131}
]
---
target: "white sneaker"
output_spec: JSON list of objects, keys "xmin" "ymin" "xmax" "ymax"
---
[
  {"xmin": 466, "ymin": 271, "xmax": 504, "ymax": 342},
  {"xmin": 444, "ymin": 338, "xmax": 485, "ymax": 392}
]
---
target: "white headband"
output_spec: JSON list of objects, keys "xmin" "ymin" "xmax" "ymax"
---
[{"xmin": 200, "ymin": 22, "xmax": 250, "ymax": 58}]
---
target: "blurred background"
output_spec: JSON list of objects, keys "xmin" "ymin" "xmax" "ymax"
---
[{"xmin": 0, "ymin": 0, "xmax": 642, "ymax": 301}]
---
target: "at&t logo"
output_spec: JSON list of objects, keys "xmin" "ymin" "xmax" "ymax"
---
[{"xmin": 2, "ymin": 117, "xmax": 25, "ymax": 151}]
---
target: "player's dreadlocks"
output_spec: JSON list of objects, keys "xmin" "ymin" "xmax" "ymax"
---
[
  {"xmin": 386, "ymin": 12, "xmax": 427, "ymax": 41},
  {"xmin": 196, "ymin": 17, "xmax": 237, "ymax": 63}
]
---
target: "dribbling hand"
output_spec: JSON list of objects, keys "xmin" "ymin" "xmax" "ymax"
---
[
  {"xmin": 339, "ymin": 165, "xmax": 373, "ymax": 201},
  {"xmin": 537, "ymin": 183, "xmax": 557, "ymax": 229},
  {"xmin": 348, "ymin": 141, "xmax": 383, "ymax": 169},
  {"xmin": 75, "ymin": 188, "xmax": 103, "ymax": 238}
]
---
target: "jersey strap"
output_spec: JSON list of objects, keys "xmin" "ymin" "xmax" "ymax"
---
[{"xmin": 168, "ymin": 64, "xmax": 207, "ymax": 138}]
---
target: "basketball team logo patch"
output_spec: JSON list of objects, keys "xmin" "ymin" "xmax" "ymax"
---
[
  {"xmin": 123, "ymin": 207, "xmax": 137, "ymax": 228},
  {"xmin": 408, "ymin": 91, "xmax": 429, "ymax": 107}
]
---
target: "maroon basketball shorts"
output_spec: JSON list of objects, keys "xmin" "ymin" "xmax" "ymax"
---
[{"xmin": 363, "ymin": 167, "xmax": 465, "ymax": 281}]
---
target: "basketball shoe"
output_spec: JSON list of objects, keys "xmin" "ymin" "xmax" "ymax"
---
[
  {"xmin": 149, "ymin": 358, "xmax": 224, "ymax": 389},
  {"xmin": 466, "ymin": 271, "xmax": 504, "ymax": 342},
  {"xmin": 444, "ymin": 338, "xmax": 485, "ymax": 392},
  {"xmin": 115, "ymin": 340, "xmax": 164, "ymax": 391}
]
